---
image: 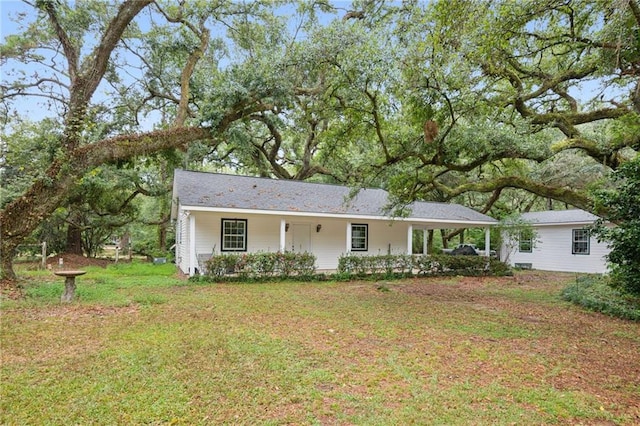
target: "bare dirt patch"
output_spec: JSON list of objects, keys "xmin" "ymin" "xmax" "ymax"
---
[{"xmin": 46, "ymin": 253, "xmax": 112, "ymax": 269}]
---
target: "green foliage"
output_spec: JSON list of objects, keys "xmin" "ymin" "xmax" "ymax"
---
[
  {"xmin": 592, "ymin": 155, "xmax": 640, "ymax": 295},
  {"xmin": 497, "ymin": 215, "xmax": 538, "ymax": 264},
  {"xmin": 0, "ymin": 119, "xmax": 63, "ymax": 209},
  {"xmin": 203, "ymin": 251, "xmax": 317, "ymax": 281},
  {"xmin": 562, "ymin": 275, "xmax": 640, "ymax": 321},
  {"xmin": 336, "ymin": 254, "xmax": 413, "ymax": 278},
  {"xmin": 336, "ymin": 254, "xmax": 511, "ymax": 279}
]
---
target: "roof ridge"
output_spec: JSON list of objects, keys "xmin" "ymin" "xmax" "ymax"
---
[{"xmin": 175, "ymin": 168, "xmax": 385, "ymax": 192}]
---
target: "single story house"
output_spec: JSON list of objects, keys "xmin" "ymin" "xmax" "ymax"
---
[
  {"xmin": 171, "ymin": 169, "xmax": 498, "ymax": 276},
  {"xmin": 500, "ymin": 209, "xmax": 611, "ymax": 274}
]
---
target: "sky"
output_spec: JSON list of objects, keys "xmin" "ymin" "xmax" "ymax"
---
[{"xmin": 1, "ymin": 0, "xmax": 32, "ymax": 41}]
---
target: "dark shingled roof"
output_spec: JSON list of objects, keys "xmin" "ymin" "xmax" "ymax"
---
[
  {"xmin": 520, "ymin": 209, "xmax": 601, "ymax": 225},
  {"xmin": 172, "ymin": 169, "xmax": 497, "ymax": 224}
]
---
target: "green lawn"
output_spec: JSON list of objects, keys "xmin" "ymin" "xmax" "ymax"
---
[{"xmin": 2, "ymin": 264, "xmax": 639, "ymax": 425}]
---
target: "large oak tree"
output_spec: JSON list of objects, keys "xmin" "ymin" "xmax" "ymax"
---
[
  {"xmin": 0, "ymin": 0, "xmax": 284, "ymax": 280},
  {"xmin": 385, "ymin": 0, "xmax": 639, "ymax": 211}
]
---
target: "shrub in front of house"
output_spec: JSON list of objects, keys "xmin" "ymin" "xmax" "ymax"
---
[
  {"xmin": 336, "ymin": 253, "xmax": 511, "ymax": 279},
  {"xmin": 430, "ymin": 254, "xmax": 512, "ymax": 276},
  {"xmin": 336, "ymin": 254, "xmax": 414, "ymax": 279},
  {"xmin": 202, "ymin": 252, "xmax": 511, "ymax": 282},
  {"xmin": 562, "ymin": 275, "xmax": 640, "ymax": 321},
  {"xmin": 204, "ymin": 252, "xmax": 317, "ymax": 281}
]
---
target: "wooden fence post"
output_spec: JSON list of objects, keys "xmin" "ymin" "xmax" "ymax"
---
[{"xmin": 41, "ymin": 241, "xmax": 47, "ymax": 270}]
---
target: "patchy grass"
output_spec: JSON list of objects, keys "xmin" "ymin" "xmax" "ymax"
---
[{"xmin": 2, "ymin": 267, "xmax": 639, "ymax": 424}]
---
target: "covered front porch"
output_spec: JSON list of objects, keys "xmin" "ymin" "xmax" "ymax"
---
[{"xmin": 176, "ymin": 208, "xmax": 493, "ymax": 276}]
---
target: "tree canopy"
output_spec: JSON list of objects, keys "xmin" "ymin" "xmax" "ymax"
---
[{"xmin": 1, "ymin": 0, "xmax": 639, "ymax": 282}]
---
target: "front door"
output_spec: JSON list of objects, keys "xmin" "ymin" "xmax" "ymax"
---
[{"xmin": 291, "ymin": 224, "xmax": 311, "ymax": 252}]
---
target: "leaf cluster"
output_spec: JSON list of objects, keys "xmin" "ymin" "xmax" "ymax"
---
[{"xmin": 592, "ymin": 155, "xmax": 640, "ymax": 295}]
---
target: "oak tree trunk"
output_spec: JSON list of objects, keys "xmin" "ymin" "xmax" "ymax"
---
[{"xmin": 66, "ymin": 221, "xmax": 84, "ymax": 256}]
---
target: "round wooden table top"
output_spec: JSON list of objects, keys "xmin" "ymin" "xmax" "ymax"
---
[{"xmin": 54, "ymin": 270, "xmax": 87, "ymax": 277}]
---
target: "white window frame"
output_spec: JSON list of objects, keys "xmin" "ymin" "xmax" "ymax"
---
[
  {"xmin": 518, "ymin": 230, "xmax": 533, "ymax": 253},
  {"xmin": 572, "ymin": 228, "xmax": 590, "ymax": 255}
]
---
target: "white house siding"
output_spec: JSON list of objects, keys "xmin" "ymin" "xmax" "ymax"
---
[
  {"xmin": 504, "ymin": 224, "xmax": 610, "ymax": 274},
  {"xmin": 365, "ymin": 221, "xmax": 409, "ymax": 255},
  {"xmin": 191, "ymin": 211, "xmax": 284, "ymax": 255},
  {"xmin": 176, "ymin": 212, "xmax": 189, "ymax": 274},
  {"xmin": 304, "ymin": 219, "xmax": 409, "ymax": 271}
]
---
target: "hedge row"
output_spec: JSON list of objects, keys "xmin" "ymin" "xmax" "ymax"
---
[
  {"xmin": 204, "ymin": 252, "xmax": 316, "ymax": 280},
  {"xmin": 337, "ymin": 254, "xmax": 512, "ymax": 278},
  {"xmin": 199, "ymin": 252, "xmax": 511, "ymax": 282}
]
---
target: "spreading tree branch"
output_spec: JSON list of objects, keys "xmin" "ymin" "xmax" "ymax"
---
[{"xmin": 433, "ymin": 176, "xmax": 594, "ymax": 212}]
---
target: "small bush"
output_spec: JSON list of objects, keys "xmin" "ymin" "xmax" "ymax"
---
[
  {"xmin": 206, "ymin": 254, "xmax": 240, "ymax": 279},
  {"xmin": 203, "ymin": 252, "xmax": 317, "ymax": 281},
  {"xmin": 562, "ymin": 275, "xmax": 640, "ymax": 321},
  {"xmin": 336, "ymin": 254, "xmax": 414, "ymax": 279}
]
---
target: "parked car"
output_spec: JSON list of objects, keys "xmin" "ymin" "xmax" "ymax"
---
[{"xmin": 442, "ymin": 244, "xmax": 496, "ymax": 257}]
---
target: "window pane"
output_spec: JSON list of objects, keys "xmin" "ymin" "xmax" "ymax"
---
[
  {"xmin": 572, "ymin": 229, "xmax": 590, "ymax": 255},
  {"xmin": 351, "ymin": 225, "xmax": 368, "ymax": 251},
  {"xmin": 518, "ymin": 230, "xmax": 533, "ymax": 253},
  {"xmin": 222, "ymin": 219, "xmax": 247, "ymax": 251}
]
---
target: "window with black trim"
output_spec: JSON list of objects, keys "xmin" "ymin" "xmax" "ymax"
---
[
  {"xmin": 221, "ymin": 219, "xmax": 247, "ymax": 251},
  {"xmin": 572, "ymin": 229, "xmax": 590, "ymax": 255},
  {"xmin": 351, "ymin": 224, "xmax": 368, "ymax": 251},
  {"xmin": 518, "ymin": 230, "xmax": 533, "ymax": 253}
]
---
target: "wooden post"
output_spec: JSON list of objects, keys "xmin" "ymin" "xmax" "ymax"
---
[{"xmin": 41, "ymin": 241, "xmax": 47, "ymax": 270}]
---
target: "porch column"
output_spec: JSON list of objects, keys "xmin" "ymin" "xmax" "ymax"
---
[
  {"xmin": 423, "ymin": 229, "xmax": 428, "ymax": 255},
  {"xmin": 189, "ymin": 212, "xmax": 196, "ymax": 276},
  {"xmin": 280, "ymin": 219, "xmax": 286, "ymax": 252},
  {"xmin": 346, "ymin": 222, "xmax": 352, "ymax": 253},
  {"xmin": 407, "ymin": 224, "xmax": 413, "ymax": 255},
  {"xmin": 484, "ymin": 226, "xmax": 491, "ymax": 258}
]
